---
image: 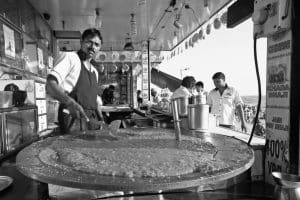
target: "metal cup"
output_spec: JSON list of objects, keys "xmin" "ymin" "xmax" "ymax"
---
[
  {"xmin": 171, "ymin": 99, "xmax": 179, "ymax": 121},
  {"xmin": 171, "ymin": 99, "xmax": 181, "ymax": 141}
]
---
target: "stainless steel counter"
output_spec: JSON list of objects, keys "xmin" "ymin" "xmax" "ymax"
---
[
  {"xmin": 0, "ymin": 160, "xmax": 275, "ymax": 200},
  {"xmin": 0, "ymin": 128, "xmax": 273, "ymax": 200}
]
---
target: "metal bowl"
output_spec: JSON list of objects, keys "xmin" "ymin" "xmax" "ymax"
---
[
  {"xmin": 0, "ymin": 176, "xmax": 13, "ymax": 192},
  {"xmin": 272, "ymin": 172, "xmax": 300, "ymax": 188}
]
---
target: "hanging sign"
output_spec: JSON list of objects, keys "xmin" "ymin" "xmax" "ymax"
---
[
  {"xmin": 3, "ymin": 24, "xmax": 15, "ymax": 58},
  {"xmin": 141, "ymin": 41, "xmax": 149, "ymax": 101},
  {"xmin": 142, "ymin": 52, "xmax": 149, "ymax": 101},
  {"xmin": 37, "ymin": 47, "xmax": 44, "ymax": 70},
  {"xmin": 266, "ymin": 31, "xmax": 291, "ymax": 107},
  {"xmin": 48, "ymin": 56, "xmax": 53, "ymax": 68},
  {"xmin": 265, "ymin": 30, "xmax": 292, "ymax": 184},
  {"xmin": 265, "ymin": 108, "xmax": 290, "ymax": 183}
]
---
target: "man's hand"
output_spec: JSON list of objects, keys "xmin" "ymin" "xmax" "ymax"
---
[
  {"xmin": 241, "ymin": 122, "xmax": 248, "ymax": 133},
  {"xmin": 66, "ymin": 98, "xmax": 89, "ymax": 121}
]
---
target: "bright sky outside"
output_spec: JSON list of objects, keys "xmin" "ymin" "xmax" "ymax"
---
[{"xmin": 158, "ymin": 19, "xmax": 267, "ymax": 96}]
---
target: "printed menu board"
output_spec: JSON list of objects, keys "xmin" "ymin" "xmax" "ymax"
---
[{"xmin": 265, "ymin": 30, "xmax": 292, "ymax": 184}]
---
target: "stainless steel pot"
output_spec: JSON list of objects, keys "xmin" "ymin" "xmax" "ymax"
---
[
  {"xmin": 189, "ymin": 95, "xmax": 206, "ymax": 105},
  {"xmin": 187, "ymin": 104, "xmax": 209, "ymax": 131},
  {"xmin": 272, "ymin": 172, "xmax": 300, "ymax": 200},
  {"xmin": 194, "ymin": 94, "xmax": 206, "ymax": 104},
  {"xmin": 172, "ymin": 97, "xmax": 188, "ymax": 116}
]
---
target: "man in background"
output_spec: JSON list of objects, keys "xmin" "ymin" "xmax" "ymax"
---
[
  {"xmin": 207, "ymin": 72, "xmax": 247, "ymax": 132},
  {"xmin": 102, "ymin": 85, "xmax": 116, "ymax": 105},
  {"xmin": 171, "ymin": 76, "xmax": 196, "ymax": 99},
  {"xmin": 195, "ymin": 81, "xmax": 204, "ymax": 93},
  {"xmin": 195, "ymin": 81, "xmax": 208, "ymax": 96},
  {"xmin": 150, "ymin": 88, "xmax": 161, "ymax": 105}
]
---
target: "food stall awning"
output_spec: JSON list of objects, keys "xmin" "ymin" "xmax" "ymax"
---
[{"xmin": 151, "ymin": 68, "xmax": 181, "ymax": 92}]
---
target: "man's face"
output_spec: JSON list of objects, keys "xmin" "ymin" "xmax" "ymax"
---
[
  {"xmin": 151, "ymin": 90, "xmax": 157, "ymax": 97},
  {"xmin": 81, "ymin": 35, "xmax": 101, "ymax": 59},
  {"xmin": 186, "ymin": 81, "xmax": 195, "ymax": 90},
  {"xmin": 213, "ymin": 78, "xmax": 226, "ymax": 89},
  {"xmin": 196, "ymin": 86, "xmax": 203, "ymax": 93}
]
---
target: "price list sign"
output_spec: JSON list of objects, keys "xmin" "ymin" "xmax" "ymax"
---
[{"xmin": 265, "ymin": 30, "xmax": 292, "ymax": 183}]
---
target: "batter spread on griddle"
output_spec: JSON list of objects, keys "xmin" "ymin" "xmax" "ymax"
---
[{"xmin": 38, "ymin": 138, "xmax": 229, "ymax": 178}]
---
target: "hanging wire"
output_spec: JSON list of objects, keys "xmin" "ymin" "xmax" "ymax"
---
[
  {"xmin": 160, "ymin": 11, "xmax": 175, "ymax": 31},
  {"xmin": 247, "ymin": 33, "xmax": 262, "ymax": 146},
  {"xmin": 185, "ymin": 4, "xmax": 201, "ymax": 27},
  {"xmin": 149, "ymin": 5, "xmax": 171, "ymax": 37}
]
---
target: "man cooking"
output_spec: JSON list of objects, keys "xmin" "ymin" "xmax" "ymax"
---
[
  {"xmin": 207, "ymin": 72, "xmax": 247, "ymax": 132},
  {"xmin": 46, "ymin": 28, "xmax": 104, "ymax": 133}
]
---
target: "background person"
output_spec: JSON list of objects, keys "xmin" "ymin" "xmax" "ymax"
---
[
  {"xmin": 102, "ymin": 85, "xmax": 116, "ymax": 105},
  {"xmin": 171, "ymin": 76, "xmax": 196, "ymax": 99},
  {"xmin": 195, "ymin": 81, "xmax": 204, "ymax": 94},
  {"xmin": 137, "ymin": 90, "xmax": 143, "ymax": 108},
  {"xmin": 150, "ymin": 88, "xmax": 161, "ymax": 105},
  {"xmin": 207, "ymin": 72, "xmax": 247, "ymax": 132}
]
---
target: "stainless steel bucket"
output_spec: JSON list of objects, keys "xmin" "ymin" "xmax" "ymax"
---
[
  {"xmin": 171, "ymin": 99, "xmax": 181, "ymax": 141},
  {"xmin": 187, "ymin": 104, "xmax": 209, "ymax": 131},
  {"xmin": 272, "ymin": 172, "xmax": 300, "ymax": 200},
  {"xmin": 173, "ymin": 97, "xmax": 188, "ymax": 116}
]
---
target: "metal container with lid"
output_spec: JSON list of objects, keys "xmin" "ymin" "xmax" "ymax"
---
[
  {"xmin": 187, "ymin": 104, "xmax": 209, "ymax": 131},
  {"xmin": 172, "ymin": 97, "xmax": 189, "ymax": 116},
  {"xmin": 189, "ymin": 93, "xmax": 207, "ymax": 105},
  {"xmin": 194, "ymin": 94, "xmax": 207, "ymax": 104}
]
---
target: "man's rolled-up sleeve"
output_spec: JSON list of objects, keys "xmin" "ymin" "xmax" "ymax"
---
[
  {"xmin": 50, "ymin": 52, "xmax": 74, "ymax": 85},
  {"xmin": 234, "ymin": 89, "xmax": 243, "ymax": 106},
  {"xmin": 207, "ymin": 92, "xmax": 213, "ymax": 107}
]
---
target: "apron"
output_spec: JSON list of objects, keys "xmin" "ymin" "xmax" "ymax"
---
[{"xmin": 58, "ymin": 52, "xmax": 100, "ymax": 134}]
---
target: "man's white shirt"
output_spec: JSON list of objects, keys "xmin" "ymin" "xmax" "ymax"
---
[
  {"xmin": 49, "ymin": 51, "xmax": 101, "ymax": 104},
  {"xmin": 50, "ymin": 51, "xmax": 99, "ymax": 93},
  {"xmin": 171, "ymin": 86, "xmax": 193, "ymax": 99},
  {"xmin": 207, "ymin": 86, "xmax": 243, "ymax": 126}
]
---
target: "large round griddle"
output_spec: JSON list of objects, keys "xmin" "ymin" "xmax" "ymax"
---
[{"xmin": 16, "ymin": 128, "xmax": 254, "ymax": 192}]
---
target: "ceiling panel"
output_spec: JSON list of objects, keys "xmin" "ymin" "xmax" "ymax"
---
[{"xmin": 28, "ymin": 0, "xmax": 232, "ymax": 51}]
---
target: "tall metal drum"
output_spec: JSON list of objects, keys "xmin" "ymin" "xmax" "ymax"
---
[
  {"xmin": 187, "ymin": 104, "xmax": 209, "ymax": 131},
  {"xmin": 173, "ymin": 97, "xmax": 188, "ymax": 116}
]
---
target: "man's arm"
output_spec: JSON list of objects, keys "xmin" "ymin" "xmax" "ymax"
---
[
  {"xmin": 46, "ymin": 75, "xmax": 71, "ymax": 105},
  {"xmin": 96, "ymin": 95, "xmax": 104, "ymax": 121},
  {"xmin": 207, "ymin": 92, "xmax": 213, "ymax": 113},
  {"xmin": 46, "ymin": 75, "xmax": 88, "ymax": 120},
  {"xmin": 236, "ymin": 104, "xmax": 247, "ymax": 132}
]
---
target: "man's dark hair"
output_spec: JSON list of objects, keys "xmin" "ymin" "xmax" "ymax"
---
[
  {"xmin": 108, "ymin": 85, "xmax": 115, "ymax": 90},
  {"xmin": 82, "ymin": 28, "xmax": 103, "ymax": 44},
  {"xmin": 212, "ymin": 72, "xmax": 225, "ymax": 80},
  {"xmin": 181, "ymin": 76, "xmax": 196, "ymax": 88},
  {"xmin": 195, "ymin": 81, "xmax": 204, "ymax": 88}
]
